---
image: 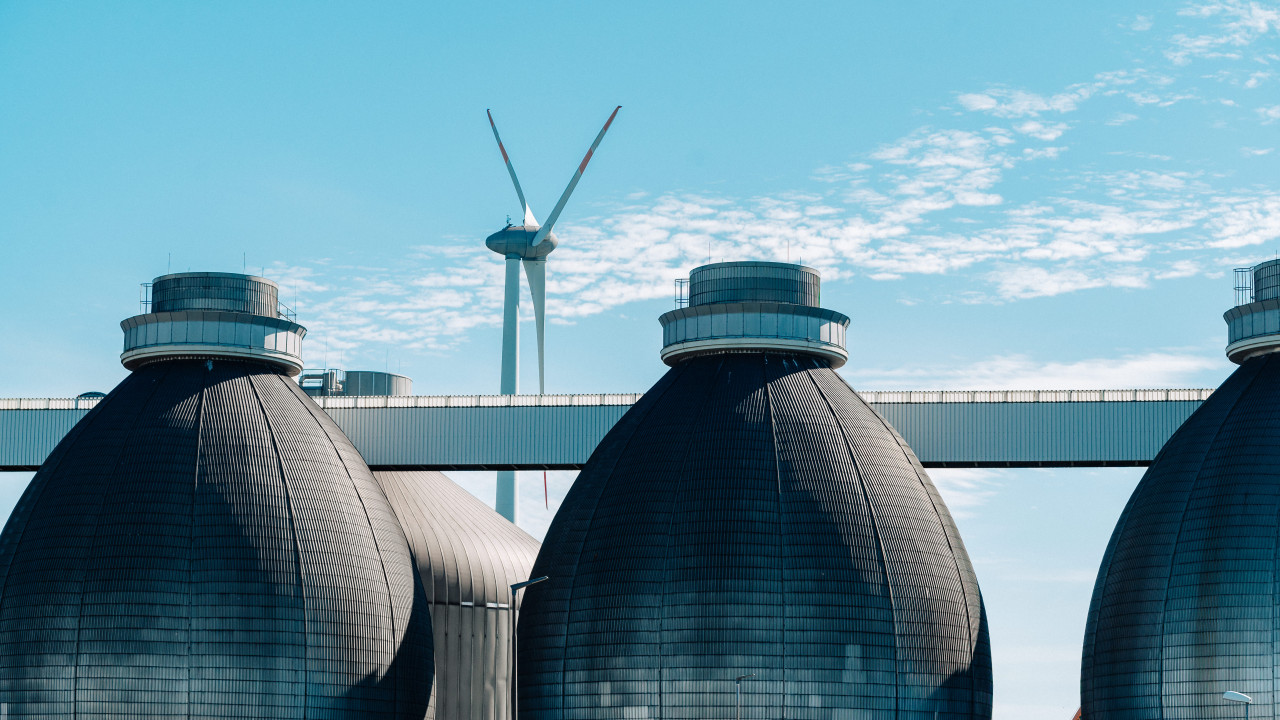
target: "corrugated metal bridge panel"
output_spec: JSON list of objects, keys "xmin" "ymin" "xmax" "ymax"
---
[{"xmin": 0, "ymin": 390, "xmax": 1214, "ymax": 471}]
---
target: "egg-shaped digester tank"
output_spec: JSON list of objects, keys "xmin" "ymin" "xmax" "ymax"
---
[
  {"xmin": 376, "ymin": 470, "xmax": 540, "ymax": 720},
  {"xmin": 0, "ymin": 272, "xmax": 432, "ymax": 718},
  {"xmin": 1082, "ymin": 259, "xmax": 1280, "ymax": 719},
  {"xmin": 517, "ymin": 262, "xmax": 992, "ymax": 720}
]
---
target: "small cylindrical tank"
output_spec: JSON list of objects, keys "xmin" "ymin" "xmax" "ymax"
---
[{"xmin": 344, "ymin": 370, "xmax": 413, "ymax": 397}]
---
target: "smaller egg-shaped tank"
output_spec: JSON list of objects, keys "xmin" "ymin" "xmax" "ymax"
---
[
  {"xmin": 1082, "ymin": 259, "xmax": 1280, "ymax": 719},
  {"xmin": 0, "ymin": 272, "xmax": 432, "ymax": 718},
  {"xmin": 376, "ymin": 471, "xmax": 540, "ymax": 720},
  {"xmin": 518, "ymin": 262, "xmax": 991, "ymax": 720}
]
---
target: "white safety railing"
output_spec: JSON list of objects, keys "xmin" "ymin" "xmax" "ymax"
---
[
  {"xmin": 857, "ymin": 388, "xmax": 1215, "ymax": 403},
  {"xmin": 0, "ymin": 397, "xmax": 105, "ymax": 410},
  {"xmin": 312, "ymin": 393, "xmax": 646, "ymax": 409},
  {"xmin": 1, "ymin": 388, "xmax": 1216, "ymax": 411}
]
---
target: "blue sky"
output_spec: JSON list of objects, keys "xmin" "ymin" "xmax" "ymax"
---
[{"xmin": 1, "ymin": 2, "xmax": 1278, "ymax": 718}]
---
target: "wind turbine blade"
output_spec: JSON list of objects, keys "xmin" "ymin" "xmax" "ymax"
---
[
  {"xmin": 522, "ymin": 258, "xmax": 546, "ymax": 394},
  {"xmin": 530, "ymin": 105, "xmax": 621, "ymax": 247},
  {"xmin": 487, "ymin": 109, "xmax": 538, "ymax": 225}
]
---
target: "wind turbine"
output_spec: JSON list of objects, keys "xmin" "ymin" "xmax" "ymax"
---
[{"xmin": 485, "ymin": 105, "xmax": 621, "ymax": 523}]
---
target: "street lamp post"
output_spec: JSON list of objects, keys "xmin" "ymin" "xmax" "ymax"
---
[
  {"xmin": 735, "ymin": 673, "xmax": 756, "ymax": 720},
  {"xmin": 510, "ymin": 576, "xmax": 549, "ymax": 720},
  {"xmin": 1224, "ymin": 691, "xmax": 1252, "ymax": 720}
]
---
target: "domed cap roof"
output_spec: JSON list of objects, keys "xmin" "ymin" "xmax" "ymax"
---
[
  {"xmin": 518, "ymin": 352, "xmax": 991, "ymax": 719},
  {"xmin": 1082, "ymin": 353, "xmax": 1280, "ymax": 719},
  {"xmin": 376, "ymin": 470, "xmax": 540, "ymax": 720},
  {"xmin": 0, "ymin": 359, "xmax": 432, "ymax": 717}
]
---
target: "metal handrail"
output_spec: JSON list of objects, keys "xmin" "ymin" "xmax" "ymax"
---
[
  {"xmin": 857, "ymin": 388, "xmax": 1215, "ymax": 403},
  {"xmin": 0, "ymin": 388, "xmax": 1217, "ymax": 411}
]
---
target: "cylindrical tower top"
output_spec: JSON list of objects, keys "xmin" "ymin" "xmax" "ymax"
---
[
  {"xmin": 688, "ymin": 261, "xmax": 821, "ymax": 307},
  {"xmin": 152, "ymin": 272, "xmax": 281, "ymax": 316},
  {"xmin": 1253, "ymin": 259, "xmax": 1280, "ymax": 302},
  {"xmin": 659, "ymin": 261, "xmax": 849, "ymax": 368},
  {"xmin": 121, "ymin": 271, "xmax": 306, "ymax": 375}
]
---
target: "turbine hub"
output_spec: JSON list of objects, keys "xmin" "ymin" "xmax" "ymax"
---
[{"xmin": 485, "ymin": 225, "xmax": 558, "ymax": 259}]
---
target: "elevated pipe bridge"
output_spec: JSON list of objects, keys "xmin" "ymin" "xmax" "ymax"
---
[{"xmin": 0, "ymin": 389, "xmax": 1214, "ymax": 472}]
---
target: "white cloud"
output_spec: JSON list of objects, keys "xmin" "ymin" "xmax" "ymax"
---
[
  {"xmin": 1132, "ymin": 14, "xmax": 1155, "ymax": 31},
  {"xmin": 1205, "ymin": 195, "xmax": 1280, "ymax": 247},
  {"xmin": 1155, "ymin": 259, "xmax": 1202, "ymax": 278},
  {"xmin": 988, "ymin": 266, "xmax": 1114, "ymax": 298},
  {"xmin": 1241, "ymin": 146, "xmax": 1275, "ymax": 155},
  {"xmin": 846, "ymin": 351, "xmax": 1221, "ymax": 390},
  {"xmin": 929, "ymin": 468, "xmax": 1001, "ymax": 519},
  {"xmin": 957, "ymin": 93, "xmax": 999, "ymax": 112},
  {"xmin": 1167, "ymin": 1, "xmax": 1280, "ymax": 65},
  {"xmin": 271, "ymin": 4, "xmax": 1280, "ymax": 366},
  {"xmin": 1014, "ymin": 121, "xmax": 1070, "ymax": 140},
  {"xmin": 956, "ymin": 86, "xmax": 1097, "ymax": 118}
]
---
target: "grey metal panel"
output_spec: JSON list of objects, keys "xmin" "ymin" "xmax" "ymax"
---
[
  {"xmin": 328, "ymin": 405, "xmax": 633, "ymax": 470},
  {"xmin": 0, "ymin": 392, "xmax": 1213, "ymax": 470},
  {"xmin": 873, "ymin": 399, "xmax": 1204, "ymax": 467},
  {"xmin": 375, "ymin": 470, "xmax": 539, "ymax": 720},
  {"xmin": 0, "ymin": 408, "xmax": 92, "ymax": 469}
]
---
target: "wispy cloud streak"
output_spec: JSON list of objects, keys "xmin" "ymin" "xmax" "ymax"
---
[{"xmin": 278, "ymin": 2, "xmax": 1280, "ymax": 365}]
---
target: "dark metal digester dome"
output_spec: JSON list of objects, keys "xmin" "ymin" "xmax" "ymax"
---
[
  {"xmin": 376, "ymin": 470, "xmax": 540, "ymax": 720},
  {"xmin": 518, "ymin": 262, "xmax": 992, "ymax": 720},
  {"xmin": 0, "ymin": 272, "xmax": 432, "ymax": 717},
  {"xmin": 1082, "ymin": 259, "xmax": 1280, "ymax": 719}
]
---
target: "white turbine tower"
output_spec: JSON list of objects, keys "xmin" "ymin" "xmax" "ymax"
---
[{"xmin": 485, "ymin": 105, "xmax": 621, "ymax": 523}]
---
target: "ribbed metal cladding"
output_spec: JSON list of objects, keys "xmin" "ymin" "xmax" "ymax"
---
[
  {"xmin": 375, "ymin": 470, "xmax": 540, "ymax": 720},
  {"xmin": 518, "ymin": 352, "xmax": 992, "ymax": 720},
  {"xmin": 1081, "ymin": 353, "xmax": 1280, "ymax": 719},
  {"xmin": 688, "ymin": 262, "xmax": 821, "ymax": 307},
  {"xmin": 1255, "ymin": 259, "xmax": 1280, "ymax": 301},
  {"xmin": 0, "ymin": 358, "xmax": 432, "ymax": 718},
  {"xmin": 152, "ymin": 272, "xmax": 280, "ymax": 316}
]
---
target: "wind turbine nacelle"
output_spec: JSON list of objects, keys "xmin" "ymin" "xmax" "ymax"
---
[{"xmin": 485, "ymin": 225, "xmax": 558, "ymax": 259}]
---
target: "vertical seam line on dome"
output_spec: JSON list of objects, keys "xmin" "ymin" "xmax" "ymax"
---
[
  {"xmin": 292, "ymin": 379, "xmax": 408, "ymax": 713},
  {"xmin": 805, "ymin": 366, "xmax": 899, "ymax": 718},
  {"xmin": 659, "ymin": 357, "xmax": 724, "ymax": 719},
  {"xmin": 246, "ymin": 373, "xmax": 311, "ymax": 717},
  {"xmin": 762, "ymin": 357, "xmax": 786, "ymax": 720},
  {"xmin": 0, "ymin": 361, "xmax": 129, "ymax": 682},
  {"xmin": 186, "ymin": 379, "xmax": 205, "ymax": 720},
  {"xmin": 1152, "ymin": 356, "xmax": 1262, "ymax": 716},
  {"xmin": 854, "ymin": 372, "xmax": 979, "ymax": 719},
  {"xmin": 70, "ymin": 362, "xmax": 173, "ymax": 720},
  {"xmin": 558, "ymin": 361, "xmax": 688, "ymax": 720}
]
